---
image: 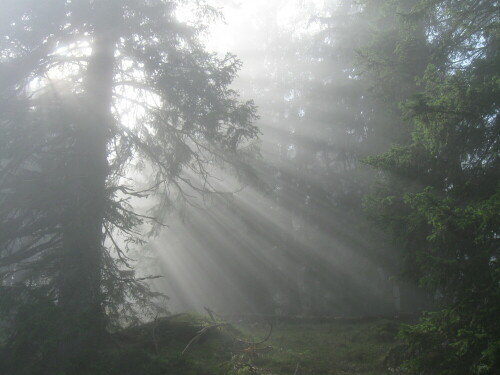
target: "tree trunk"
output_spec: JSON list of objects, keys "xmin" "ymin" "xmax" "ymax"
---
[{"xmin": 57, "ymin": 3, "xmax": 119, "ymax": 370}]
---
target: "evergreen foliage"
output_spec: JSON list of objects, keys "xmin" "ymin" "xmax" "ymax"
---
[
  {"xmin": 358, "ymin": 0, "xmax": 500, "ymax": 373},
  {"xmin": 0, "ymin": 1, "xmax": 258, "ymax": 373}
]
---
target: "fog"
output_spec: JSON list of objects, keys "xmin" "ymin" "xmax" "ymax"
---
[
  {"xmin": 3, "ymin": 1, "xmax": 496, "ymax": 373},
  {"xmin": 143, "ymin": 0, "xmax": 410, "ymax": 317}
]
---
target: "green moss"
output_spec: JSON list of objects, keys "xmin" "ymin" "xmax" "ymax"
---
[
  {"xmin": 97, "ymin": 315, "xmax": 400, "ymax": 375},
  {"xmin": 245, "ymin": 318, "xmax": 396, "ymax": 375}
]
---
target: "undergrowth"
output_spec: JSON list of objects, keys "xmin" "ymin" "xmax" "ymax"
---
[{"xmin": 95, "ymin": 314, "xmax": 401, "ymax": 375}]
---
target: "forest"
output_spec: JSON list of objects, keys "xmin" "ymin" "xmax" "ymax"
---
[{"xmin": 0, "ymin": 0, "xmax": 498, "ymax": 374}]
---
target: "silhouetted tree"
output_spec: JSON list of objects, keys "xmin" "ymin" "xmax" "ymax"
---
[{"xmin": 0, "ymin": 1, "xmax": 257, "ymax": 373}]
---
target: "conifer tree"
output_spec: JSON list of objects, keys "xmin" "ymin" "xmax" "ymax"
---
[
  {"xmin": 0, "ymin": 1, "xmax": 258, "ymax": 373},
  {"xmin": 361, "ymin": 0, "xmax": 499, "ymax": 373}
]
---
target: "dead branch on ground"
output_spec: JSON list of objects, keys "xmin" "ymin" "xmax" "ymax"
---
[{"xmin": 181, "ymin": 323, "xmax": 229, "ymax": 355}]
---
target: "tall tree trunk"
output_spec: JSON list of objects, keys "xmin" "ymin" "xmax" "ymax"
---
[{"xmin": 57, "ymin": 3, "xmax": 119, "ymax": 370}]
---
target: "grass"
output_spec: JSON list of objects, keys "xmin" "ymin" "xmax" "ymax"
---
[
  {"xmin": 103, "ymin": 314, "xmax": 401, "ymax": 375},
  {"xmin": 232, "ymin": 317, "xmax": 399, "ymax": 375}
]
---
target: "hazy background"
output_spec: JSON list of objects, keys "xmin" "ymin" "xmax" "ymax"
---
[{"xmin": 144, "ymin": 0, "xmax": 420, "ymax": 317}]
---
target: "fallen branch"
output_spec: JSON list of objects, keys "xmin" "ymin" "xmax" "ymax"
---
[
  {"xmin": 204, "ymin": 306, "xmax": 221, "ymax": 323},
  {"xmin": 181, "ymin": 323, "xmax": 228, "ymax": 355},
  {"xmin": 236, "ymin": 321, "xmax": 273, "ymax": 346}
]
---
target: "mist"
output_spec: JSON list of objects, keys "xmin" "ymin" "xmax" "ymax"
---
[
  {"xmin": 1, "ymin": 0, "xmax": 498, "ymax": 374},
  {"xmin": 145, "ymin": 0, "xmax": 408, "ymax": 317}
]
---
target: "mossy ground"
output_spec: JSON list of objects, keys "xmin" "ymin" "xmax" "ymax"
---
[{"xmin": 101, "ymin": 314, "xmax": 402, "ymax": 375}]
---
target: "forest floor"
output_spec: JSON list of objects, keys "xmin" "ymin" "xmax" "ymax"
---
[{"xmin": 105, "ymin": 313, "xmax": 406, "ymax": 375}]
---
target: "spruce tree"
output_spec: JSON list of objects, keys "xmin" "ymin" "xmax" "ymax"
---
[
  {"xmin": 0, "ymin": 1, "xmax": 258, "ymax": 373},
  {"xmin": 361, "ymin": 0, "xmax": 499, "ymax": 373}
]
